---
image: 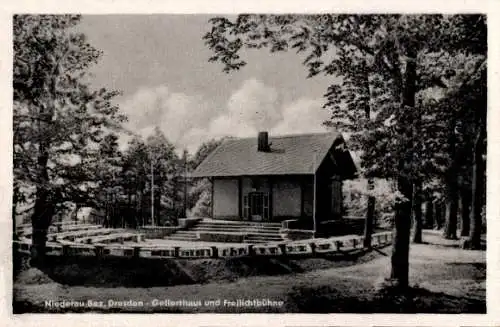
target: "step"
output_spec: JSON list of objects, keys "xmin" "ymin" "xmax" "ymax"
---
[
  {"xmin": 165, "ymin": 236, "xmax": 198, "ymax": 241},
  {"xmin": 175, "ymin": 231, "xmax": 199, "ymax": 235},
  {"xmin": 196, "ymin": 223, "xmax": 280, "ymax": 228},
  {"xmin": 245, "ymin": 238, "xmax": 283, "ymax": 242},
  {"xmin": 194, "ymin": 226, "xmax": 280, "ymax": 232},
  {"xmin": 192, "ymin": 231, "xmax": 281, "ymax": 237},
  {"xmin": 200, "ymin": 220, "xmax": 281, "ymax": 227},
  {"xmin": 245, "ymin": 239, "xmax": 276, "ymax": 244},
  {"xmin": 245, "ymin": 235, "xmax": 283, "ymax": 240},
  {"xmin": 166, "ymin": 234, "xmax": 197, "ymax": 238},
  {"xmin": 192, "ymin": 227, "xmax": 280, "ymax": 234},
  {"xmin": 196, "ymin": 224, "xmax": 281, "ymax": 230},
  {"xmin": 245, "ymin": 239, "xmax": 283, "ymax": 243}
]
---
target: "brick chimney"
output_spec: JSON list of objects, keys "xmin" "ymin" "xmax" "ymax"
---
[{"xmin": 257, "ymin": 131, "xmax": 270, "ymax": 152}]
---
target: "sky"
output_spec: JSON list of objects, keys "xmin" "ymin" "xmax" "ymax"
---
[{"xmin": 76, "ymin": 15, "xmax": 337, "ymax": 153}]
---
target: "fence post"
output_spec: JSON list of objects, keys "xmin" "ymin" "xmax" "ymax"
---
[
  {"xmin": 95, "ymin": 245, "xmax": 103, "ymax": 257},
  {"xmin": 62, "ymin": 244, "xmax": 70, "ymax": 257},
  {"xmin": 133, "ymin": 246, "xmax": 141, "ymax": 258},
  {"xmin": 309, "ymin": 242, "xmax": 316, "ymax": 256},
  {"xmin": 211, "ymin": 246, "xmax": 218, "ymax": 258},
  {"xmin": 278, "ymin": 243, "xmax": 286, "ymax": 256}
]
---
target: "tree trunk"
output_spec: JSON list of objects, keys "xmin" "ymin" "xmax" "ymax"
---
[
  {"xmin": 432, "ymin": 201, "xmax": 438, "ymax": 230},
  {"xmin": 443, "ymin": 116, "xmax": 459, "ymax": 240},
  {"xmin": 390, "ymin": 174, "xmax": 413, "ymax": 288},
  {"xmin": 140, "ymin": 189, "xmax": 145, "ymax": 226},
  {"xmin": 423, "ymin": 200, "xmax": 433, "ymax": 229},
  {"xmin": 127, "ymin": 188, "xmax": 132, "ymax": 228},
  {"xmin": 460, "ymin": 188, "xmax": 471, "ymax": 237},
  {"xmin": 361, "ymin": 58, "xmax": 375, "ymax": 249},
  {"xmin": 155, "ymin": 188, "xmax": 161, "ymax": 226},
  {"xmin": 389, "ymin": 48, "xmax": 417, "ymax": 289},
  {"xmin": 74, "ymin": 203, "xmax": 80, "ymax": 224},
  {"xmin": 31, "ymin": 192, "xmax": 55, "ymax": 266},
  {"xmin": 412, "ymin": 182, "xmax": 423, "ymax": 243},
  {"xmin": 30, "ymin": 139, "xmax": 53, "ymax": 266},
  {"xmin": 434, "ymin": 201, "xmax": 445, "ymax": 230},
  {"xmin": 364, "ymin": 179, "xmax": 376, "ymax": 248},
  {"xmin": 443, "ymin": 193, "xmax": 459, "ymax": 239},
  {"xmin": 13, "ymin": 184, "xmax": 19, "ymax": 241},
  {"xmin": 464, "ymin": 128, "xmax": 485, "ymax": 249}
]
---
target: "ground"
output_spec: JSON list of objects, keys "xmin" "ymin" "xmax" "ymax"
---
[{"xmin": 13, "ymin": 231, "xmax": 486, "ymax": 313}]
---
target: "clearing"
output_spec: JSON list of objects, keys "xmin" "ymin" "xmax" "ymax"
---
[{"xmin": 13, "ymin": 232, "xmax": 485, "ymax": 313}]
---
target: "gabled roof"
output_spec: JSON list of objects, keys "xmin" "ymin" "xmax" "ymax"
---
[{"xmin": 191, "ymin": 132, "xmax": 357, "ymax": 178}]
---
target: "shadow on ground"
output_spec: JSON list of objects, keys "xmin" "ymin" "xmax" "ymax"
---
[
  {"xmin": 287, "ymin": 285, "xmax": 486, "ymax": 313},
  {"xmin": 15, "ymin": 248, "xmax": 383, "ymax": 288}
]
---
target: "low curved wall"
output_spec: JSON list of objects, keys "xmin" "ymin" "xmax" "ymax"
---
[{"xmin": 14, "ymin": 231, "xmax": 394, "ymax": 260}]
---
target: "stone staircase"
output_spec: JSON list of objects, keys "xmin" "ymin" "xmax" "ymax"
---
[{"xmin": 164, "ymin": 219, "xmax": 283, "ymax": 243}]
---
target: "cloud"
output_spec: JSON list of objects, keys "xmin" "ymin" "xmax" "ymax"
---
[
  {"xmin": 226, "ymin": 78, "xmax": 280, "ymax": 130},
  {"xmin": 271, "ymin": 98, "xmax": 330, "ymax": 135},
  {"xmin": 118, "ymin": 78, "xmax": 330, "ymax": 154}
]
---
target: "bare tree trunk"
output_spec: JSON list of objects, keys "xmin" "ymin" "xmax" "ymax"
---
[
  {"xmin": 423, "ymin": 200, "xmax": 433, "ymax": 229},
  {"xmin": 361, "ymin": 58, "xmax": 376, "ymax": 249},
  {"xmin": 13, "ymin": 184, "xmax": 19, "ymax": 241},
  {"xmin": 155, "ymin": 188, "xmax": 161, "ymax": 226},
  {"xmin": 460, "ymin": 188, "xmax": 471, "ymax": 237},
  {"xmin": 140, "ymin": 189, "xmax": 145, "ymax": 226},
  {"xmin": 434, "ymin": 201, "xmax": 445, "ymax": 230},
  {"xmin": 432, "ymin": 201, "xmax": 438, "ymax": 230},
  {"xmin": 464, "ymin": 128, "xmax": 485, "ymax": 249},
  {"xmin": 127, "ymin": 188, "xmax": 132, "ymax": 228},
  {"xmin": 443, "ymin": 193, "xmax": 459, "ymax": 239},
  {"xmin": 364, "ymin": 179, "xmax": 376, "ymax": 248},
  {"xmin": 443, "ymin": 116, "xmax": 459, "ymax": 240},
  {"xmin": 391, "ymin": 174, "xmax": 413, "ymax": 288},
  {"xmin": 389, "ymin": 49, "xmax": 417, "ymax": 289},
  {"xmin": 412, "ymin": 182, "xmax": 423, "ymax": 243},
  {"xmin": 30, "ymin": 139, "xmax": 53, "ymax": 267},
  {"xmin": 31, "ymin": 193, "xmax": 54, "ymax": 266}
]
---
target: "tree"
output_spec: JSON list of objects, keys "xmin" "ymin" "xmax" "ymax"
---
[
  {"xmin": 120, "ymin": 128, "xmax": 181, "ymax": 226},
  {"xmin": 460, "ymin": 60, "xmax": 486, "ymax": 249},
  {"xmin": 13, "ymin": 15, "xmax": 126, "ymax": 264},
  {"xmin": 146, "ymin": 127, "xmax": 179, "ymax": 224},
  {"xmin": 411, "ymin": 183, "xmax": 423, "ymax": 243},
  {"xmin": 203, "ymin": 14, "xmax": 486, "ymax": 288},
  {"xmin": 121, "ymin": 137, "xmax": 149, "ymax": 226},
  {"xmin": 187, "ymin": 138, "xmax": 226, "ymax": 217}
]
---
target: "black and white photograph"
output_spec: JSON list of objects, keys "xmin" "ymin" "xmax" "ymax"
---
[{"xmin": 8, "ymin": 8, "xmax": 490, "ymax": 317}]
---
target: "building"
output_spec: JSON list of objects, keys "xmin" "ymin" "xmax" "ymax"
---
[{"xmin": 191, "ymin": 131, "xmax": 357, "ymax": 230}]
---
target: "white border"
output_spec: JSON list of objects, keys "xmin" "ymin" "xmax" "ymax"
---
[{"xmin": 1, "ymin": 0, "xmax": 499, "ymax": 326}]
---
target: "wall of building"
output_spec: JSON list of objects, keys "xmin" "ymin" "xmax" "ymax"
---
[
  {"xmin": 212, "ymin": 173, "xmax": 342, "ymax": 222},
  {"xmin": 273, "ymin": 179, "xmax": 302, "ymax": 218},
  {"xmin": 302, "ymin": 179, "xmax": 314, "ymax": 218},
  {"xmin": 213, "ymin": 178, "xmax": 239, "ymax": 219},
  {"xmin": 241, "ymin": 177, "xmax": 270, "ymax": 196}
]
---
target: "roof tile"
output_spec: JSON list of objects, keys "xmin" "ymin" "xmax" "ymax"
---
[{"xmin": 191, "ymin": 132, "xmax": 347, "ymax": 177}]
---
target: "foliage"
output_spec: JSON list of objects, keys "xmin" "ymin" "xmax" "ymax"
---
[
  {"xmin": 13, "ymin": 15, "xmax": 127, "ymax": 221},
  {"xmin": 203, "ymin": 14, "xmax": 486, "ymax": 185},
  {"xmin": 187, "ymin": 138, "xmax": 226, "ymax": 217},
  {"xmin": 204, "ymin": 13, "xmax": 487, "ymax": 284},
  {"xmin": 343, "ymin": 179, "xmax": 397, "ymax": 227}
]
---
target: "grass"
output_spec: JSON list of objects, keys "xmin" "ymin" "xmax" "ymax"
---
[{"xmin": 13, "ymin": 231, "xmax": 486, "ymax": 313}]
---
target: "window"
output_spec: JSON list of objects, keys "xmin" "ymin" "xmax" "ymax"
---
[
  {"xmin": 243, "ymin": 195, "xmax": 250, "ymax": 219},
  {"xmin": 243, "ymin": 192, "xmax": 270, "ymax": 220}
]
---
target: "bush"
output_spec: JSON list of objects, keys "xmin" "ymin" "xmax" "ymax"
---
[{"xmin": 343, "ymin": 178, "xmax": 396, "ymax": 228}]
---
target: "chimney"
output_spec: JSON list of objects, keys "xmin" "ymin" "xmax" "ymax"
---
[{"xmin": 257, "ymin": 131, "xmax": 269, "ymax": 152}]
